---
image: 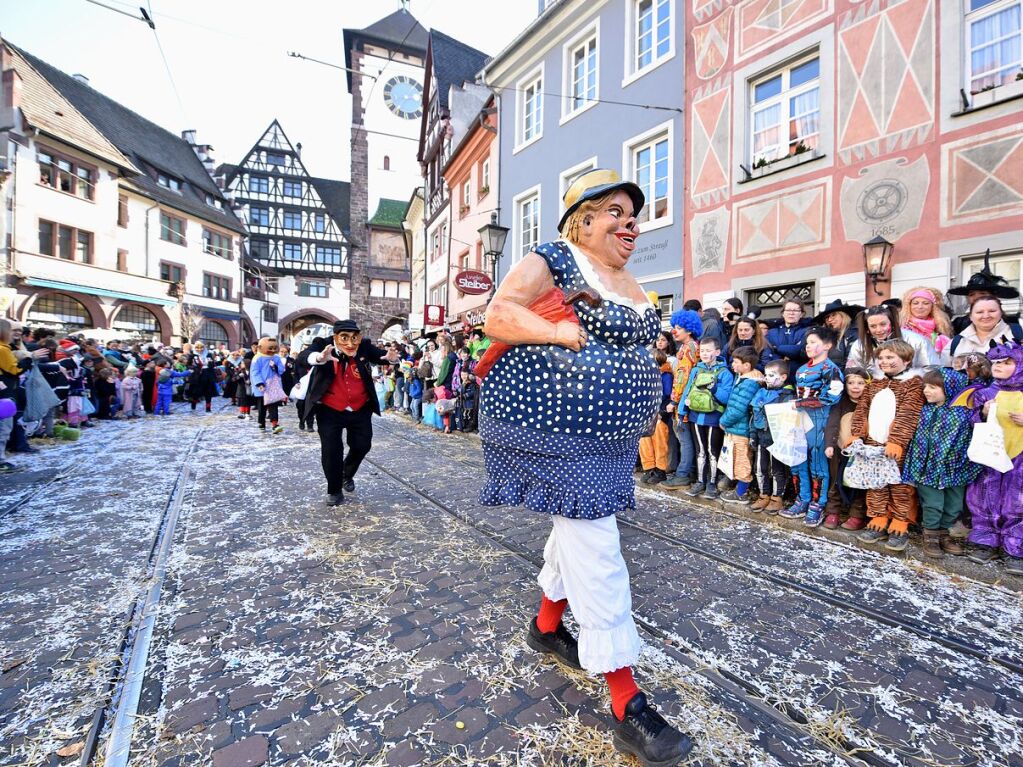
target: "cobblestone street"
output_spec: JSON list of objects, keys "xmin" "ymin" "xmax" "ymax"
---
[{"xmin": 2, "ymin": 406, "xmax": 1022, "ymax": 767}]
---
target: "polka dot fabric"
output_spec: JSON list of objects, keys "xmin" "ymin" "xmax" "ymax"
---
[{"xmin": 479, "ymin": 240, "xmax": 661, "ymax": 520}]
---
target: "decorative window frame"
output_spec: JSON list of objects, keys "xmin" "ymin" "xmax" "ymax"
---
[
  {"xmin": 621, "ymin": 118, "xmax": 674, "ymax": 232},
  {"xmin": 622, "ymin": 0, "xmax": 676, "ymax": 88},
  {"xmin": 558, "ymin": 156, "xmax": 599, "ymax": 217},
  {"xmin": 942, "ymin": 0, "xmax": 1023, "ymax": 127},
  {"xmin": 159, "ymin": 211, "xmax": 187, "ymax": 246},
  {"xmin": 730, "ymin": 27, "xmax": 835, "ymax": 195},
  {"xmin": 512, "ymin": 184, "xmax": 542, "ymax": 263},
  {"xmin": 560, "ymin": 18, "xmax": 601, "ymax": 125},
  {"xmin": 36, "ymin": 144, "xmax": 97, "ymax": 202},
  {"xmin": 514, "ymin": 63, "xmax": 545, "ymax": 154}
]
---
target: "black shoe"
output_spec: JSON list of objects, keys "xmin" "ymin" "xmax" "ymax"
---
[
  {"xmin": 968, "ymin": 544, "xmax": 998, "ymax": 564},
  {"xmin": 613, "ymin": 692, "xmax": 693, "ymax": 767},
  {"xmin": 343, "ymin": 478, "xmax": 355, "ymax": 493},
  {"xmin": 525, "ymin": 618, "xmax": 582, "ymax": 669},
  {"xmin": 326, "ymin": 493, "xmax": 344, "ymax": 506}
]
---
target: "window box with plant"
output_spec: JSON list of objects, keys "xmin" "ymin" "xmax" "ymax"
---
[
  {"xmin": 478, "ymin": 185, "xmax": 490, "ymax": 198},
  {"xmin": 967, "ymin": 69, "xmax": 1023, "ymax": 109},
  {"xmin": 459, "ymin": 204, "xmax": 471, "ymax": 217},
  {"xmin": 746, "ymin": 140, "xmax": 822, "ymax": 180}
]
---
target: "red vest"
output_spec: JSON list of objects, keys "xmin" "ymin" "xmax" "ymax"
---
[{"xmin": 321, "ymin": 358, "xmax": 368, "ymax": 412}]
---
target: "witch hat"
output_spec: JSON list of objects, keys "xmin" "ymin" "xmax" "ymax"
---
[{"xmin": 948, "ymin": 249, "xmax": 1020, "ymax": 299}]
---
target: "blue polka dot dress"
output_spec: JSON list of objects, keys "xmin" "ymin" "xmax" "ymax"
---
[{"xmin": 479, "ymin": 240, "xmax": 661, "ymax": 520}]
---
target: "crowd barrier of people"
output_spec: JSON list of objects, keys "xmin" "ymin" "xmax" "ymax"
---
[{"xmin": 3, "ymin": 269, "xmax": 1020, "ymax": 574}]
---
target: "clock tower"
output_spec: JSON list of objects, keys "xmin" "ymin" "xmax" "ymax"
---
[{"xmin": 344, "ymin": 7, "xmax": 427, "ymax": 335}]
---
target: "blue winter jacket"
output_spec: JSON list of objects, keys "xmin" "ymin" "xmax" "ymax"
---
[
  {"xmin": 680, "ymin": 359, "xmax": 734, "ymax": 426},
  {"xmin": 720, "ymin": 374, "xmax": 762, "ymax": 437},
  {"xmin": 766, "ymin": 320, "xmax": 812, "ymax": 378},
  {"xmin": 408, "ymin": 376, "xmax": 424, "ymax": 399},
  {"xmin": 250, "ymin": 354, "xmax": 285, "ymax": 389}
]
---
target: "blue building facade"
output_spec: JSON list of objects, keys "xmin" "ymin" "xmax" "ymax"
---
[{"xmin": 482, "ymin": 0, "xmax": 684, "ymax": 317}]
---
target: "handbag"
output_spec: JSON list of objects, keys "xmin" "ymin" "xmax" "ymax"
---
[
  {"xmin": 289, "ymin": 371, "xmax": 312, "ymax": 401},
  {"xmin": 719, "ymin": 434, "xmax": 736, "ymax": 480},
  {"xmin": 842, "ymin": 440, "xmax": 902, "ymax": 489},
  {"xmin": 262, "ymin": 374, "xmax": 287, "ymax": 405},
  {"xmin": 80, "ymin": 396, "xmax": 97, "ymax": 417},
  {"xmin": 967, "ymin": 402, "xmax": 1013, "ymax": 473}
]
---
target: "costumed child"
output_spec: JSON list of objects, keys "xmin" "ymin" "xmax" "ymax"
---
[
  {"xmin": 822, "ymin": 367, "xmax": 869, "ymax": 530},
  {"xmin": 947, "ymin": 353, "xmax": 993, "ymax": 538},
  {"xmin": 250, "ymin": 337, "xmax": 287, "ymax": 434},
  {"xmin": 94, "ymin": 368, "xmax": 117, "ymax": 419},
  {"xmin": 780, "ymin": 326, "xmax": 844, "ymax": 526},
  {"xmin": 749, "ymin": 359, "xmax": 796, "ymax": 514},
  {"xmin": 459, "ymin": 369, "xmax": 479, "ymax": 433},
  {"xmin": 850, "ymin": 339, "xmax": 926, "ymax": 551},
  {"xmin": 662, "ymin": 308, "xmax": 702, "ymax": 490},
  {"xmin": 120, "ymin": 365, "xmax": 144, "ymax": 418},
  {"xmin": 681, "ymin": 335, "xmax": 735, "ymax": 500},
  {"xmin": 638, "ymin": 349, "xmax": 675, "ymax": 485},
  {"xmin": 964, "ymin": 343, "xmax": 1023, "ymax": 575},
  {"xmin": 902, "ymin": 368, "xmax": 979, "ymax": 558},
  {"xmin": 235, "ymin": 357, "xmax": 253, "ymax": 420},
  {"xmin": 719, "ymin": 346, "xmax": 765, "ymax": 504},
  {"xmin": 408, "ymin": 355, "xmax": 424, "ymax": 423},
  {"xmin": 155, "ymin": 362, "xmax": 188, "ymax": 416}
]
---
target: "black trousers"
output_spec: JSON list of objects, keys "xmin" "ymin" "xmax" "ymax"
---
[
  {"xmin": 295, "ymin": 398, "xmax": 316, "ymax": 429},
  {"xmin": 257, "ymin": 400, "xmax": 279, "ymax": 428},
  {"xmin": 316, "ymin": 405, "xmax": 373, "ymax": 494}
]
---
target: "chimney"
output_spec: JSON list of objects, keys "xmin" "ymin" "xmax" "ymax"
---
[
  {"xmin": 181, "ymin": 129, "xmax": 197, "ymax": 145},
  {"xmin": 72, "ymin": 73, "xmax": 89, "ymax": 85},
  {"xmin": 295, "ymin": 142, "xmax": 302, "ymax": 157}
]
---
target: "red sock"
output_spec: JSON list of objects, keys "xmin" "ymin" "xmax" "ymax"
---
[
  {"xmin": 605, "ymin": 666, "xmax": 640, "ymax": 721},
  {"xmin": 536, "ymin": 596, "xmax": 567, "ymax": 633}
]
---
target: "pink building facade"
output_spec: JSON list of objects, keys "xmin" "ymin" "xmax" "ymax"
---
[{"xmin": 683, "ymin": 0, "xmax": 1023, "ymax": 316}]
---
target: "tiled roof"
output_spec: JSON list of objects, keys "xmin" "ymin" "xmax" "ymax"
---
[
  {"xmin": 368, "ymin": 198, "xmax": 409, "ymax": 229},
  {"xmin": 13, "ymin": 44, "xmax": 245, "ymax": 234},
  {"xmin": 8, "ymin": 44, "xmax": 134, "ymax": 172},
  {"xmin": 343, "ymin": 9, "xmax": 428, "ymax": 91},
  {"xmin": 429, "ymin": 30, "xmax": 489, "ymax": 109}
]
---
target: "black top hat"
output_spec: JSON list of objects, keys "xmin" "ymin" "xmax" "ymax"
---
[
  {"xmin": 948, "ymin": 249, "xmax": 1021, "ymax": 299},
  {"xmin": 813, "ymin": 299, "xmax": 865, "ymax": 325}
]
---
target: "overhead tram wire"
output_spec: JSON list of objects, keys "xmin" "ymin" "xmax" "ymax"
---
[
  {"xmin": 488, "ymin": 82, "xmax": 683, "ymax": 114},
  {"xmin": 145, "ymin": 1, "xmax": 188, "ymax": 126}
]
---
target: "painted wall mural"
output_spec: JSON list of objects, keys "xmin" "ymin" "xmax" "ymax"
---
[
  {"xmin": 690, "ymin": 207, "xmax": 730, "ymax": 276},
  {"xmin": 692, "ymin": 8, "xmax": 734, "ymax": 80},
  {"xmin": 734, "ymin": 178, "xmax": 830, "ymax": 262},
  {"xmin": 837, "ymin": 0, "xmax": 935, "ymax": 164},
  {"xmin": 839, "ymin": 156, "xmax": 929, "ymax": 243},
  {"xmin": 694, "ymin": 0, "xmax": 734, "ymax": 23},
  {"xmin": 735, "ymin": 0, "xmax": 831, "ymax": 61},
  {"xmin": 690, "ymin": 78, "xmax": 732, "ymax": 209},
  {"xmin": 941, "ymin": 124, "xmax": 1023, "ymax": 226}
]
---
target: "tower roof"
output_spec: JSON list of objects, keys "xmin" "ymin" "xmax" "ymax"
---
[
  {"xmin": 343, "ymin": 9, "xmax": 428, "ymax": 91},
  {"xmin": 428, "ymin": 29, "xmax": 489, "ymax": 109}
]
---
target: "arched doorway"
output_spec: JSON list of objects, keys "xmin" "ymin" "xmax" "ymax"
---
[
  {"xmin": 380, "ymin": 319, "xmax": 406, "ymax": 343},
  {"xmin": 112, "ymin": 304, "xmax": 162, "ymax": 342},
  {"xmin": 26, "ymin": 293, "xmax": 93, "ymax": 332},
  {"xmin": 277, "ymin": 309, "xmax": 338, "ymax": 348},
  {"xmin": 198, "ymin": 320, "xmax": 230, "ymax": 348}
]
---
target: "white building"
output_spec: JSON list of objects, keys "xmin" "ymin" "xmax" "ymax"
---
[
  {"xmin": 0, "ymin": 41, "xmax": 247, "ymax": 347},
  {"xmin": 218, "ymin": 121, "xmax": 353, "ymax": 345}
]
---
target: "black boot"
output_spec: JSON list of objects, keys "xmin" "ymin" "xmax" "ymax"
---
[
  {"xmin": 525, "ymin": 618, "xmax": 582, "ymax": 669},
  {"xmin": 613, "ymin": 692, "xmax": 693, "ymax": 767},
  {"xmin": 326, "ymin": 492, "xmax": 344, "ymax": 507}
]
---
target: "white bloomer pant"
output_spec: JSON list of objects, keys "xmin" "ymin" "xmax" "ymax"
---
[{"xmin": 537, "ymin": 514, "xmax": 642, "ymax": 674}]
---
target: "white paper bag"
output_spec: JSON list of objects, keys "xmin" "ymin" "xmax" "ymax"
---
[
  {"xmin": 719, "ymin": 434, "xmax": 736, "ymax": 480},
  {"xmin": 289, "ymin": 370, "xmax": 312, "ymax": 401},
  {"xmin": 968, "ymin": 402, "xmax": 1013, "ymax": 473}
]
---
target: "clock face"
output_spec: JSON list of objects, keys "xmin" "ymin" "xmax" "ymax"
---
[{"xmin": 383, "ymin": 75, "xmax": 423, "ymax": 119}]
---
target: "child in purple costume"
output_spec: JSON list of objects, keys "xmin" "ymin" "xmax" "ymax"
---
[{"xmin": 966, "ymin": 343, "xmax": 1023, "ymax": 574}]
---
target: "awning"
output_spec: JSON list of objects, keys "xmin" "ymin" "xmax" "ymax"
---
[
  {"xmin": 203, "ymin": 309, "xmax": 242, "ymax": 321},
  {"xmin": 25, "ymin": 277, "xmax": 177, "ymax": 307}
]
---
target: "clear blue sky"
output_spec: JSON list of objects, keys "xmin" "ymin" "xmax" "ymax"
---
[{"xmin": 0, "ymin": 0, "xmax": 535, "ymax": 178}]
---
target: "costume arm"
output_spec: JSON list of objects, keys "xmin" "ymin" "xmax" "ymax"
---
[
  {"xmin": 850, "ymin": 386, "xmax": 875, "ymax": 439},
  {"xmin": 819, "ymin": 363, "xmax": 845, "ymax": 406},
  {"xmin": 483, "ymin": 252, "xmax": 571, "ymax": 347}
]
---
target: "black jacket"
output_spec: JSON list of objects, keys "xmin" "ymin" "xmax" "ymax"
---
[{"xmin": 305, "ymin": 339, "xmax": 390, "ymax": 415}]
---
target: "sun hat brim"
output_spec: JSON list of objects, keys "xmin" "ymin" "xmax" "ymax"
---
[{"xmin": 557, "ymin": 179, "xmax": 645, "ymax": 233}]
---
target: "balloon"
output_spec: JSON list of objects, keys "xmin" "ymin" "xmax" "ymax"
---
[{"xmin": 0, "ymin": 399, "xmax": 15, "ymax": 419}]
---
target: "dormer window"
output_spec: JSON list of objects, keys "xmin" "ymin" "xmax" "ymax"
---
[{"xmin": 158, "ymin": 172, "xmax": 182, "ymax": 192}]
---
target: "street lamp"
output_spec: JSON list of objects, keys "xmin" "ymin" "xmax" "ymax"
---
[
  {"xmin": 863, "ymin": 235, "xmax": 895, "ymax": 296},
  {"xmin": 477, "ymin": 213, "xmax": 509, "ymax": 294}
]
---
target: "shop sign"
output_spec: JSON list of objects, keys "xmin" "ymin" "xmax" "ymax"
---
[
  {"xmin": 453, "ymin": 270, "xmax": 493, "ymax": 296},
  {"xmin": 423, "ymin": 304, "xmax": 445, "ymax": 327},
  {"xmin": 462, "ymin": 307, "xmax": 487, "ymax": 328}
]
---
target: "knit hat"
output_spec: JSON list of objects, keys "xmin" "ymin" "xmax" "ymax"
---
[{"xmin": 59, "ymin": 339, "xmax": 80, "ymax": 353}]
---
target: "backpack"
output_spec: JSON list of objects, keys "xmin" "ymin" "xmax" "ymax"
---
[{"xmin": 688, "ymin": 367, "xmax": 721, "ymax": 413}]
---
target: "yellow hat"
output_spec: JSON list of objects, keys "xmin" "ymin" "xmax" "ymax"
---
[{"xmin": 558, "ymin": 168, "xmax": 645, "ymax": 233}]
